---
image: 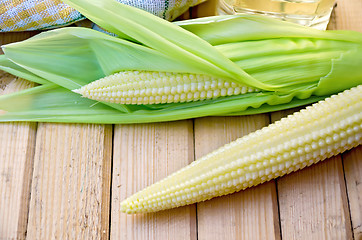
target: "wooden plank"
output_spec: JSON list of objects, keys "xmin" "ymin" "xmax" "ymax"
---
[
  {"xmin": 0, "ymin": 77, "xmax": 36, "ymax": 240},
  {"xmin": 277, "ymin": 156, "xmax": 352, "ymax": 239},
  {"xmin": 0, "ymin": 31, "xmax": 39, "ymax": 54},
  {"xmin": 331, "ymin": 1, "xmax": 362, "ymax": 239},
  {"xmin": 328, "ymin": 0, "xmax": 362, "ymax": 31},
  {"xmin": 190, "ymin": 0, "xmax": 218, "ymax": 17},
  {"xmin": 111, "ymin": 121, "xmax": 196, "ymax": 240},
  {"xmin": 195, "ymin": 115, "xmax": 281, "ymax": 240},
  {"xmin": 0, "ymin": 72, "xmax": 15, "ymax": 93},
  {"xmin": 271, "ymin": 110, "xmax": 353, "ymax": 239},
  {"xmin": 343, "ymin": 146, "xmax": 362, "ymax": 239},
  {"xmin": 26, "ymin": 123, "xmax": 112, "ymax": 239},
  {"xmin": 274, "ymin": 0, "xmax": 361, "ymax": 238}
]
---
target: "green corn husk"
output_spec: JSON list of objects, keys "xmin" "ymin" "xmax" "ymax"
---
[{"xmin": 0, "ymin": 0, "xmax": 361, "ymax": 124}]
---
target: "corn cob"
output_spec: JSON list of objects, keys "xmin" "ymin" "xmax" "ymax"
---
[
  {"xmin": 74, "ymin": 70, "xmax": 258, "ymax": 105},
  {"xmin": 120, "ymin": 85, "xmax": 362, "ymax": 214}
]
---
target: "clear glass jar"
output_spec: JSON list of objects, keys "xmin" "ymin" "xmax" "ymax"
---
[{"xmin": 218, "ymin": 0, "xmax": 336, "ymax": 30}]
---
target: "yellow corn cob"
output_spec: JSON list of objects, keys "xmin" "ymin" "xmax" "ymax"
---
[
  {"xmin": 74, "ymin": 70, "xmax": 258, "ymax": 104},
  {"xmin": 120, "ymin": 85, "xmax": 362, "ymax": 214}
]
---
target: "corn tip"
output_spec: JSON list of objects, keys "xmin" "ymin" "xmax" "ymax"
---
[
  {"xmin": 120, "ymin": 200, "xmax": 129, "ymax": 213},
  {"xmin": 72, "ymin": 88, "xmax": 82, "ymax": 95}
]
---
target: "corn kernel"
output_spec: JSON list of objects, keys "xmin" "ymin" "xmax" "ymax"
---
[{"xmin": 75, "ymin": 70, "xmax": 257, "ymax": 104}]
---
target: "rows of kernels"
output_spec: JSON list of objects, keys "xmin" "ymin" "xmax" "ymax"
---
[
  {"xmin": 126, "ymin": 105, "xmax": 358, "ymax": 206},
  {"xmin": 77, "ymin": 70, "xmax": 258, "ymax": 104},
  {"xmin": 120, "ymin": 86, "xmax": 362, "ymax": 213},
  {"xmin": 164, "ymin": 93, "xmax": 360, "ymax": 187},
  {"xmin": 122, "ymin": 121, "xmax": 361, "ymax": 213},
  {"xmin": 124, "ymin": 127, "xmax": 360, "ymax": 213}
]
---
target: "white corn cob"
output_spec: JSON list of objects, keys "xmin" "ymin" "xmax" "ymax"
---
[
  {"xmin": 74, "ymin": 70, "xmax": 258, "ymax": 104},
  {"xmin": 120, "ymin": 85, "xmax": 362, "ymax": 214}
]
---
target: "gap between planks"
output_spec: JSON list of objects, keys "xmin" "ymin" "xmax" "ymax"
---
[
  {"xmin": 110, "ymin": 121, "xmax": 197, "ymax": 240},
  {"xmin": 342, "ymin": 146, "xmax": 362, "ymax": 240},
  {"xmin": 271, "ymin": 108, "xmax": 354, "ymax": 240},
  {"xmin": 194, "ymin": 115, "xmax": 281, "ymax": 240}
]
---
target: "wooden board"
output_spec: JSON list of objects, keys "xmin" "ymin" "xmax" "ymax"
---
[
  {"xmin": 26, "ymin": 123, "xmax": 112, "ymax": 239},
  {"xmin": 194, "ymin": 116, "xmax": 281, "ymax": 240},
  {"xmin": 110, "ymin": 121, "xmax": 196, "ymax": 240},
  {"xmin": 271, "ymin": 110, "xmax": 353, "ymax": 240},
  {"xmin": 343, "ymin": 146, "xmax": 362, "ymax": 239},
  {"xmin": 0, "ymin": 0, "xmax": 361, "ymax": 239},
  {"xmin": 0, "ymin": 77, "xmax": 36, "ymax": 240}
]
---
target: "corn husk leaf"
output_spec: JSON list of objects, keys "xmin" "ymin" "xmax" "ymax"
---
[
  {"xmin": 176, "ymin": 14, "xmax": 362, "ymax": 44},
  {"xmin": 0, "ymin": 55, "xmax": 49, "ymax": 85},
  {"xmin": 176, "ymin": 15, "xmax": 362, "ymax": 94},
  {"xmin": 0, "ymin": 0, "xmax": 361, "ymax": 124},
  {"xmin": 61, "ymin": 0, "xmax": 270, "ymax": 90},
  {"xmin": 0, "ymin": 84, "xmax": 123, "ymax": 122}
]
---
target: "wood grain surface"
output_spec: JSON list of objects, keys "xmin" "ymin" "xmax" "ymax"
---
[
  {"xmin": 26, "ymin": 123, "xmax": 112, "ymax": 239},
  {"xmin": 0, "ymin": 77, "xmax": 36, "ymax": 240},
  {"xmin": 0, "ymin": 0, "xmax": 361, "ymax": 239},
  {"xmin": 271, "ymin": 110, "xmax": 353, "ymax": 240},
  {"xmin": 194, "ymin": 116, "xmax": 281, "ymax": 240},
  {"xmin": 111, "ymin": 121, "xmax": 196, "ymax": 240},
  {"xmin": 343, "ymin": 146, "xmax": 362, "ymax": 239}
]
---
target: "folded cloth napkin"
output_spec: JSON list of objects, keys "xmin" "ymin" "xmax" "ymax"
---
[{"xmin": 0, "ymin": 0, "xmax": 204, "ymax": 32}]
